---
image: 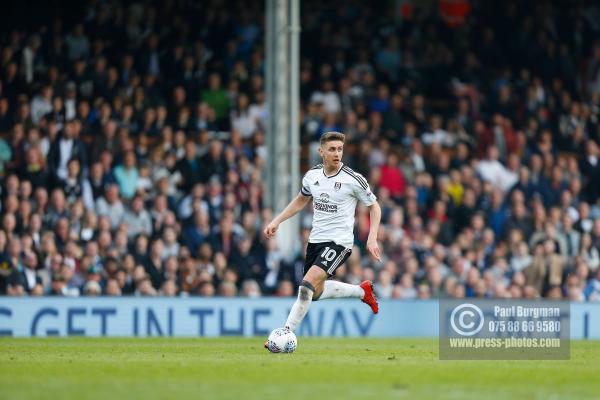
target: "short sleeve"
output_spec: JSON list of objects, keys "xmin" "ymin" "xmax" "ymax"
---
[
  {"xmin": 354, "ymin": 174, "xmax": 377, "ymax": 206},
  {"xmin": 300, "ymin": 174, "xmax": 312, "ymax": 197}
]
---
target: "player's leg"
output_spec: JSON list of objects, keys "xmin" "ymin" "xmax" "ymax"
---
[
  {"xmin": 314, "ymin": 279, "xmax": 379, "ymax": 314},
  {"xmin": 284, "ymin": 265, "xmax": 327, "ymax": 331},
  {"xmin": 314, "ymin": 280, "xmax": 364, "ymax": 300},
  {"xmin": 308, "ymin": 243, "xmax": 379, "ymax": 313}
]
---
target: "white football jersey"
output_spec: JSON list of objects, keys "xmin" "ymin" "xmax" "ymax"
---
[{"xmin": 301, "ymin": 163, "xmax": 377, "ymax": 248}]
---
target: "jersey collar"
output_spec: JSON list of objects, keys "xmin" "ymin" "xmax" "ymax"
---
[{"xmin": 322, "ymin": 162, "xmax": 343, "ymax": 178}]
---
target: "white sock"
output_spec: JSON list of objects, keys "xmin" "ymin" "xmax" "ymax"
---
[
  {"xmin": 285, "ymin": 283, "xmax": 314, "ymax": 331},
  {"xmin": 317, "ymin": 280, "xmax": 364, "ymax": 300}
]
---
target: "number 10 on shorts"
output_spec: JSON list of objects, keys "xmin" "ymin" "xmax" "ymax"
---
[{"xmin": 321, "ymin": 247, "xmax": 337, "ymax": 262}]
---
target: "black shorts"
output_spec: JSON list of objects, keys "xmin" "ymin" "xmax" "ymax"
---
[{"xmin": 304, "ymin": 242, "xmax": 352, "ymax": 277}]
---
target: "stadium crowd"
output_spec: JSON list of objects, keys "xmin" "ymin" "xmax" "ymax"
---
[{"xmin": 1, "ymin": 0, "xmax": 600, "ymax": 301}]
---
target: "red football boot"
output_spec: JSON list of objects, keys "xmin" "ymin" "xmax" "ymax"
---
[{"xmin": 360, "ymin": 280, "xmax": 379, "ymax": 314}]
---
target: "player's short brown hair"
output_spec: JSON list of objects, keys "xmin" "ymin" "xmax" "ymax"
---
[{"xmin": 320, "ymin": 131, "xmax": 345, "ymax": 146}]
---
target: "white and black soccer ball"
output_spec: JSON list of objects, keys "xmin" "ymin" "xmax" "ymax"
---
[{"xmin": 266, "ymin": 328, "xmax": 297, "ymax": 353}]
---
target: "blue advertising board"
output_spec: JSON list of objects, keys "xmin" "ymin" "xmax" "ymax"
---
[{"xmin": 0, "ymin": 298, "xmax": 598, "ymax": 339}]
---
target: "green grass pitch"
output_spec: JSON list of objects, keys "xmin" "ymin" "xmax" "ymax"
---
[{"xmin": 1, "ymin": 338, "xmax": 599, "ymax": 400}]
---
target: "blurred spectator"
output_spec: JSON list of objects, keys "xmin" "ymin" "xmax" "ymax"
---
[
  {"xmin": 122, "ymin": 195, "xmax": 152, "ymax": 239},
  {"xmin": 47, "ymin": 120, "xmax": 87, "ymax": 183},
  {"xmin": 113, "ymin": 151, "xmax": 139, "ymax": 199},
  {"xmin": 201, "ymin": 74, "xmax": 229, "ymax": 128}
]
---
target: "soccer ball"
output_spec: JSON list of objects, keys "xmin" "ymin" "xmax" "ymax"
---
[{"xmin": 266, "ymin": 328, "xmax": 297, "ymax": 353}]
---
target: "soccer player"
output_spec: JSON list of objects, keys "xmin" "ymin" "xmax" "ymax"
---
[{"xmin": 264, "ymin": 131, "xmax": 381, "ymax": 342}]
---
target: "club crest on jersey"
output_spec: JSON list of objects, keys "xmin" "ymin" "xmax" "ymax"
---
[{"xmin": 334, "ymin": 182, "xmax": 342, "ymax": 191}]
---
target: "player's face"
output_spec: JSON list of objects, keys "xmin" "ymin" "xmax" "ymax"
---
[{"xmin": 319, "ymin": 140, "xmax": 344, "ymax": 168}]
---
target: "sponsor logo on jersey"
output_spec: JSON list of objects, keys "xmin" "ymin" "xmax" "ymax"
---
[{"xmin": 314, "ymin": 193, "xmax": 338, "ymax": 213}]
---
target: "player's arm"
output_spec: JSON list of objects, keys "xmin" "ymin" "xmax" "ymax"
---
[
  {"xmin": 353, "ymin": 173, "xmax": 382, "ymax": 262},
  {"xmin": 366, "ymin": 201, "xmax": 382, "ymax": 261},
  {"xmin": 264, "ymin": 193, "xmax": 311, "ymax": 239}
]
